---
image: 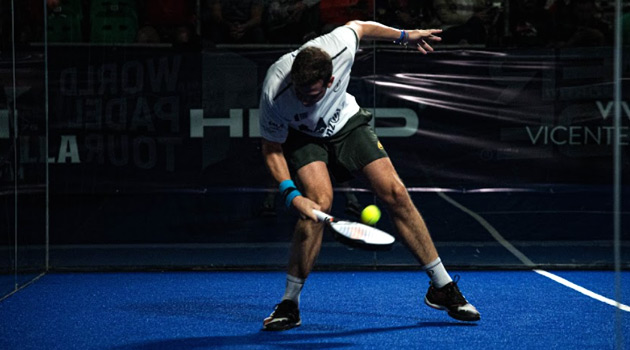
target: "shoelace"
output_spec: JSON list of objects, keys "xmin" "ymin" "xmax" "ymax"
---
[{"xmin": 444, "ymin": 275, "xmax": 467, "ymax": 305}]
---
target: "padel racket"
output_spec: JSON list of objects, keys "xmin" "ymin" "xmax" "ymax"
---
[{"xmin": 313, "ymin": 210, "xmax": 395, "ymax": 251}]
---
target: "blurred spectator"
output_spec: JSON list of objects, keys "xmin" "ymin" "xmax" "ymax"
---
[
  {"xmin": 90, "ymin": 0, "xmax": 139, "ymax": 43},
  {"xmin": 137, "ymin": 0, "xmax": 197, "ymax": 45},
  {"xmin": 265, "ymin": 0, "xmax": 320, "ymax": 44},
  {"xmin": 207, "ymin": 0, "xmax": 265, "ymax": 44},
  {"xmin": 509, "ymin": 0, "xmax": 553, "ymax": 47},
  {"xmin": 553, "ymin": 0, "xmax": 612, "ymax": 47},
  {"xmin": 375, "ymin": 0, "xmax": 434, "ymax": 29},
  {"xmin": 2, "ymin": 0, "xmax": 46, "ymax": 45},
  {"xmin": 319, "ymin": 0, "xmax": 374, "ymax": 33},
  {"xmin": 433, "ymin": 0, "xmax": 501, "ymax": 45},
  {"xmin": 0, "ymin": 0, "xmax": 90, "ymax": 46},
  {"xmin": 47, "ymin": 0, "xmax": 85, "ymax": 43}
]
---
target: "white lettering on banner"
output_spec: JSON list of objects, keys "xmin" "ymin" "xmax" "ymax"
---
[
  {"xmin": 249, "ymin": 109, "xmax": 260, "ymax": 137},
  {"xmin": 371, "ymin": 108, "xmax": 419, "ymax": 137},
  {"xmin": 35, "ymin": 56, "xmax": 185, "ymax": 172},
  {"xmin": 67, "ymin": 96, "xmax": 180, "ymax": 132},
  {"xmin": 190, "ymin": 109, "xmax": 243, "ymax": 138},
  {"xmin": 541, "ymin": 49, "xmax": 613, "ymax": 101},
  {"xmin": 55, "ymin": 135, "xmax": 81, "ymax": 163},
  {"xmin": 16, "ymin": 135, "xmax": 82, "ymax": 164},
  {"xmin": 524, "ymin": 101, "xmax": 630, "ymax": 148},
  {"xmin": 596, "ymin": 101, "xmax": 630, "ymax": 120},
  {"xmin": 190, "ymin": 108, "xmax": 419, "ymax": 138},
  {"xmin": 81, "ymin": 135, "xmax": 179, "ymax": 171},
  {"xmin": 11, "ymin": 131, "xmax": 180, "ymax": 170},
  {"xmin": 20, "ymin": 137, "xmax": 46, "ymax": 163},
  {"xmin": 0, "ymin": 57, "xmax": 188, "ymax": 178},
  {"xmin": 525, "ymin": 126, "xmax": 628, "ymax": 146},
  {"xmin": 60, "ymin": 56, "xmax": 181, "ymax": 96}
]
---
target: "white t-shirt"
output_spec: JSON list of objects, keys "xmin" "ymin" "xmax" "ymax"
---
[{"xmin": 259, "ymin": 26, "xmax": 361, "ymax": 143}]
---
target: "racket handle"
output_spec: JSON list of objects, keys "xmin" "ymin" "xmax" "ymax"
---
[{"xmin": 312, "ymin": 209, "xmax": 332, "ymax": 222}]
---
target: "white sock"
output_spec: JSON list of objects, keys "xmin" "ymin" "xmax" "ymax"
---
[
  {"xmin": 282, "ymin": 274, "xmax": 305, "ymax": 305},
  {"xmin": 422, "ymin": 257, "xmax": 452, "ymax": 288}
]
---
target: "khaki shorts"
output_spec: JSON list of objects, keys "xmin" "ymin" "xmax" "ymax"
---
[{"xmin": 283, "ymin": 109, "xmax": 388, "ymax": 183}]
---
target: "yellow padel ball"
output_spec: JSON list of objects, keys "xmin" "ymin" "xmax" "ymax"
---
[{"xmin": 361, "ymin": 204, "xmax": 381, "ymax": 225}]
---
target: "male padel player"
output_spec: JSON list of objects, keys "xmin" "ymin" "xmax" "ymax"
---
[{"xmin": 259, "ymin": 20, "xmax": 480, "ymax": 331}]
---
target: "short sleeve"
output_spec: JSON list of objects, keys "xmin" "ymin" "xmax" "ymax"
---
[{"xmin": 259, "ymin": 92, "xmax": 288, "ymax": 143}]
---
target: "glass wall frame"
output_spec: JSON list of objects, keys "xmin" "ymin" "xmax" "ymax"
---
[
  {"xmin": 0, "ymin": 0, "xmax": 49, "ymax": 299},
  {"xmin": 0, "ymin": 7, "xmax": 626, "ymax": 348}
]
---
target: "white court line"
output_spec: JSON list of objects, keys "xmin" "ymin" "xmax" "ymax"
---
[
  {"xmin": 436, "ymin": 192, "xmax": 630, "ymax": 313},
  {"xmin": 534, "ymin": 269, "xmax": 630, "ymax": 312}
]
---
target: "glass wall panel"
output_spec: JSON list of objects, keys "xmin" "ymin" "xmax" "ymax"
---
[
  {"xmin": 15, "ymin": 35, "xmax": 47, "ymax": 287},
  {"xmin": 0, "ymin": 0, "xmax": 48, "ymax": 299},
  {"xmin": 0, "ymin": 0, "xmax": 19, "ymax": 298},
  {"xmin": 613, "ymin": 1, "xmax": 629, "ymax": 346},
  {"xmin": 369, "ymin": 0, "xmax": 623, "ymax": 270},
  {"xmin": 35, "ymin": 0, "xmax": 624, "ymax": 277}
]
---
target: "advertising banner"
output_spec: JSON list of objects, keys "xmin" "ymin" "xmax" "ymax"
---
[
  {"xmin": 33, "ymin": 46, "xmax": 629, "ymax": 191},
  {"xmin": 1, "ymin": 45, "xmax": 627, "ymax": 244}
]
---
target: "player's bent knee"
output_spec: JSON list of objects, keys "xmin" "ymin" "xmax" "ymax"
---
[
  {"xmin": 380, "ymin": 183, "xmax": 411, "ymax": 208},
  {"xmin": 309, "ymin": 195, "xmax": 332, "ymax": 213}
]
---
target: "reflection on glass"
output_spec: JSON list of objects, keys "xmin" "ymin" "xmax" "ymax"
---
[
  {"xmin": 0, "ymin": 0, "xmax": 48, "ymax": 300},
  {"xmin": 0, "ymin": 0, "xmax": 623, "ymax": 289}
]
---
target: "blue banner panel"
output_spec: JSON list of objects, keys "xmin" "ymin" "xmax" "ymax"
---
[
  {"xmin": 1, "ymin": 45, "xmax": 628, "ymax": 245},
  {"xmin": 39, "ymin": 46, "xmax": 629, "ymax": 192}
]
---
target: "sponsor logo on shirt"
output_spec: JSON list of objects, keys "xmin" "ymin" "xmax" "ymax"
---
[
  {"xmin": 333, "ymin": 79, "xmax": 342, "ymax": 92},
  {"xmin": 324, "ymin": 108, "xmax": 341, "ymax": 137},
  {"xmin": 264, "ymin": 120, "xmax": 284, "ymax": 136}
]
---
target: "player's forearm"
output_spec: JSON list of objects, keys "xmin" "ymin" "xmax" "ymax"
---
[
  {"xmin": 347, "ymin": 20, "xmax": 442, "ymax": 54},
  {"xmin": 262, "ymin": 139, "xmax": 317, "ymax": 218},
  {"xmin": 261, "ymin": 139, "xmax": 292, "ymax": 184},
  {"xmin": 346, "ymin": 20, "xmax": 405, "ymax": 42}
]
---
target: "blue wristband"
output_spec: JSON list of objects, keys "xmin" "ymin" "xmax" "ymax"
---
[
  {"xmin": 279, "ymin": 179, "xmax": 302, "ymax": 208},
  {"xmin": 285, "ymin": 189, "xmax": 302, "ymax": 208},
  {"xmin": 279, "ymin": 179, "xmax": 295, "ymax": 193},
  {"xmin": 394, "ymin": 30, "xmax": 408, "ymax": 45}
]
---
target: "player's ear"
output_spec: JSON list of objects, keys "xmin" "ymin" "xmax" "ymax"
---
[{"xmin": 327, "ymin": 76, "xmax": 335, "ymax": 88}]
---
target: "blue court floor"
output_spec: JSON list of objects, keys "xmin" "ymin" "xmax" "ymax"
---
[{"xmin": 0, "ymin": 270, "xmax": 628, "ymax": 349}]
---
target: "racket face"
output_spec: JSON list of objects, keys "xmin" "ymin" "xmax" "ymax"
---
[{"xmin": 330, "ymin": 221, "xmax": 395, "ymax": 245}]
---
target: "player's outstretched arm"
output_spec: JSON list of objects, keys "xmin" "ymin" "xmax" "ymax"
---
[
  {"xmin": 345, "ymin": 20, "xmax": 442, "ymax": 54},
  {"xmin": 261, "ymin": 139, "xmax": 320, "ymax": 221}
]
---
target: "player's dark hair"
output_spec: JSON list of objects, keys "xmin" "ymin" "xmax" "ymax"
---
[{"xmin": 291, "ymin": 47, "xmax": 333, "ymax": 87}]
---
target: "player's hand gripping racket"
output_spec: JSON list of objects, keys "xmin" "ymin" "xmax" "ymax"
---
[{"xmin": 313, "ymin": 210, "xmax": 395, "ymax": 251}]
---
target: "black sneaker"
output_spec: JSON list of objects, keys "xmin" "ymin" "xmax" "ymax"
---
[
  {"xmin": 262, "ymin": 299, "xmax": 301, "ymax": 331},
  {"xmin": 424, "ymin": 277, "xmax": 480, "ymax": 322}
]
